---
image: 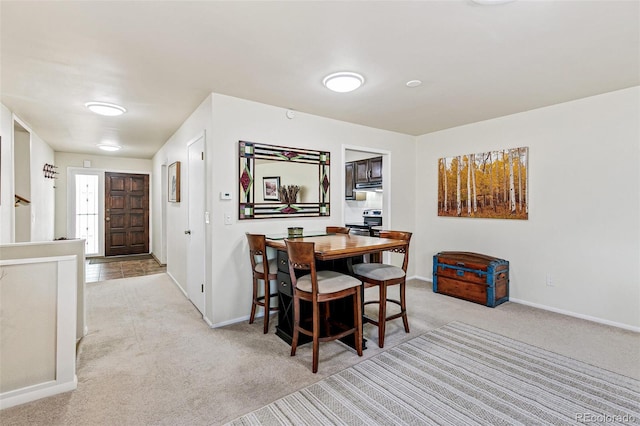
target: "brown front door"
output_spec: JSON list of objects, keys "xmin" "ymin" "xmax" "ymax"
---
[{"xmin": 105, "ymin": 172, "xmax": 149, "ymax": 256}]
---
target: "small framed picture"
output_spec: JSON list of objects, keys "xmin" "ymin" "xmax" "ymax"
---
[
  {"xmin": 263, "ymin": 176, "xmax": 280, "ymax": 201},
  {"xmin": 168, "ymin": 161, "xmax": 181, "ymax": 202}
]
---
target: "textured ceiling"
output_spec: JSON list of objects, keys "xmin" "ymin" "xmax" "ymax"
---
[{"xmin": 1, "ymin": 1, "xmax": 638, "ymax": 158}]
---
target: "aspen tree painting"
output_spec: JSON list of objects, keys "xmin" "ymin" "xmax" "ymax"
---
[{"xmin": 438, "ymin": 147, "xmax": 528, "ymax": 219}]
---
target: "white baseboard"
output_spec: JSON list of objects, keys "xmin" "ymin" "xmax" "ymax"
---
[
  {"xmin": 150, "ymin": 252, "xmax": 165, "ymax": 266},
  {"xmin": 510, "ymin": 298, "xmax": 640, "ymax": 333},
  {"xmin": 410, "ymin": 275, "xmax": 637, "ymax": 332},
  {"xmin": 0, "ymin": 376, "xmax": 77, "ymax": 410},
  {"xmin": 203, "ymin": 316, "xmax": 214, "ymax": 328},
  {"xmin": 410, "ymin": 275, "xmax": 432, "ymax": 283},
  {"xmin": 210, "ymin": 315, "xmax": 251, "ymax": 328},
  {"xmin": 166, "ymin": 272, "xmax": 188, "ymax": 298}
]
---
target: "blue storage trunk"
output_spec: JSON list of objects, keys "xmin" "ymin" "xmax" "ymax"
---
[{"xmin": 433, "ymin": 251, "xmax": 509, "ymax": 307}]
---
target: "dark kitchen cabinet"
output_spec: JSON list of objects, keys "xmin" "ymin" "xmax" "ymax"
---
[
  {"xmin": 355, "ymin": 156, "xmax": 383, "ymax": 184},
  {"xmin": 345, "ymin": 162, "xmax": 355, "ymax": 199}
]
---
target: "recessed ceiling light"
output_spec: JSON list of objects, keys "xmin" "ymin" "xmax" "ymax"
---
[
  {"xmin": 322, "ymin": 72, "xmax": 364, "ymax": 93},
  {"xmin": 406, "ymin": 80, "xmax": 422, "ymax": 88},
  {"xmin": 97, "ymin": 144, "xmax": 121, "ymax": 152},
  {"xmin": 470, "ymin": 0, "xmax": 516, "ymax": 4},
  {"xmin": 85, "ymin": 102, "xmax": 127, "ymax": 116}
]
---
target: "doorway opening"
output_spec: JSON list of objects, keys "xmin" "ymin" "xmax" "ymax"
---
[
  {"xmin": 13, "ymin": 120, "xmax": 31, "ymax": 242},
  {"xmin": 343, "ymin": 146, "xmax": 391, "ymax": 229}
]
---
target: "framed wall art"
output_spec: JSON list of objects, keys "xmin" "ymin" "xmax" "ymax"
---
[
  {"xmin": 168, "ymin": 161, "xmax": 181, "ymax": 203},
  {"xmin": 262, "ymin": 176, "xmax": 280, "ymax": 201},
  {"xmin": 438, "ymin": 147, "xmax": 528, "ymax": 220}
]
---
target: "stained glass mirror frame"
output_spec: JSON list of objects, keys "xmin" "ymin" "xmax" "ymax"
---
[{"xmin": 239, "ymin": 141, "xmax": 330, "ymax": 220}]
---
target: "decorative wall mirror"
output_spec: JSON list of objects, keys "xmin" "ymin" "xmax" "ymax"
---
[{"xmin": 239, "ymin": 141, "xmax": 330, "ymax": 219}]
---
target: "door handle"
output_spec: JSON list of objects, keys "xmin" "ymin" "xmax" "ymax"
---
[
  {"xmin": 185, "ymin": 230, "xmax": 191, "ymax": 235},
  {"xmin": 105, "ymin": 217, "xmax": 110, "ymax": 221}
]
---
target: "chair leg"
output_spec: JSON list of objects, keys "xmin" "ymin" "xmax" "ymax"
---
[
  {"xmin": 249, "ymin": 277, "xmax": 258, "ymax": 325},
  {"xmin": 312, "ymin": 300, "xmax": 320, "ymax": 374},
  {"xmin": 290, "ymin": 293, "xmax": 300, "ymax": 356},
  {"xmin": 354, "ymin": 287, "xmax": 363, "ymax": 356},
  {"xmin": 400, "ymin": 281, "xmax": 410, "ymax": 333},
  {"xmin": 378, "ymin": 283, "xmax": 387, "ymax": 348},
  {"xmin": 322, "ymin": 302, "xmax": 331, "ymax": 335},
  {"xmin": 262, "ymin": 279, "xmax": 270, "ymax": 334}
]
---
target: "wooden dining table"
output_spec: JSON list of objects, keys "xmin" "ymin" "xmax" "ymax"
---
[
  {"xmin": 264, "ymin": 233, "xmax": 407, "ymax": 261},
  {"xmin": 265, "ymin": 233, "xmax": 408, "ymax": 348}
]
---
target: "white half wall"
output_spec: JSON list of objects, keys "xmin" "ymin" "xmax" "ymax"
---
[{"xmin": 415, "ymin": 87, "xmax": 640, "ymax": 330}]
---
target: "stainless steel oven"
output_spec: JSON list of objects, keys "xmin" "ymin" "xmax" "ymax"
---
[{"xmin": 345, "ymin": 209, "xmax": 382, "ymax": 236}]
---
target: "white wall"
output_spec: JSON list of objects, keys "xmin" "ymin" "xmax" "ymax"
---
[
  {"xmin": 207, "ymin": 94, "xmax": 415, "ymax": 326},
  {"xmin": 29, "ymin": 129, "xmax": 55, "ymax": 242},
  {"xmin": 415, "ymin": 87, "xmax": 640, "ymax": 330},
  {"xmin": 152, "ymin": 95, "xmax": 214, "ymax": 300},
  {"xmin": 54, "ymin": 152, "xmax": 153, "ymax": 239},
  {"xmin": 152, "ymin": 93, "xmax": 416, "ymax": 326}
]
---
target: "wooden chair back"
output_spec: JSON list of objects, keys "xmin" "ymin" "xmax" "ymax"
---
[
  {"xmin": 284, "ymin": 239, "xmax": 317, "ymax": 294},
  {"xmin": 378, "ymin": 230, "xmax": 412, "ymax": 272},
  {"xmin": 326, "ymin": 226, "xmax": 350, "ymax": 234},
  {"xmin": 246, "ymin": 233, "xmax": 269, "ymax": 276}
]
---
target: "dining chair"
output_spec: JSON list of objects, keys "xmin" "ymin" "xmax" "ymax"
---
[
  {"xmin": 246, "ymin": 233, "xmax": 279, "ymax": 333},
  {"xmin": 326, "ymin": 226, "xmax": 350, "ymax": 234},
  {"xmin": 285, "ymin": 239, "xmax": 363, "ymax": 373},
  {"xmin": 352, "ymin": 230, "xmax": 412, "ymax": 348}
]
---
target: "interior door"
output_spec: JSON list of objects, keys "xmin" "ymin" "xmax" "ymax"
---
[
  {"xmin": 105, "ymin": 172, "xmax": 149, "ymax": 256},
  {"xmin": 186, "ymin": 135, "xmax": 206, "ymax": 314}
]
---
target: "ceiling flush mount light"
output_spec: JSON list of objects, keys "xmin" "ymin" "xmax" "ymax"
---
[
  {"xmin": 97, "ymin": 144, "xmax": 121, "ymax": 152},
  {"xmin": 406, "ymin": 80, "xmax": 422, "ymax": 88},
  {"xmin": 322, "ymin": 72, "xmax": 364, "ymax": 93},
  {"xmin": 85, "ymin": 102, "xmax": 127, "ymax": 116}
]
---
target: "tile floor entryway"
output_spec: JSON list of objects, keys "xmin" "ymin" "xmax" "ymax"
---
[{"xmin": 85, "ymin": 256, "xmax": 166, "ymax": 282}]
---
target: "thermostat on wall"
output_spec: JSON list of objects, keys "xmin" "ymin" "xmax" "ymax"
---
[{"xmin": 220, "ymin": 191, "xmax": 232, "ymax": 200}]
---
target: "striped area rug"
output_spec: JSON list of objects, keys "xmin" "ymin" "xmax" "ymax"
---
[{"xmin": 228, "ymin": 322, "xmax": 640, "ymax": 425}]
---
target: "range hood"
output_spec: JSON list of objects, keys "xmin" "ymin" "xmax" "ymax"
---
[{"xmin": 355, "ymin": 181, "xmax": 383, "ymax": 192}]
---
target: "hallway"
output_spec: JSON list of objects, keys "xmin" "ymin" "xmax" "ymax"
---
[{"xmin": 85, "ymin": 255, "xmax": 166, "ymax": 282}]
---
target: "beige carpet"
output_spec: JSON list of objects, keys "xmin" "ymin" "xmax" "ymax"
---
[{"xmin": 1, "ymin": 274, "xmax": 638, "ymax": 425}]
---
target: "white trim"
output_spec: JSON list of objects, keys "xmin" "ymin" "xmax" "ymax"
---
[
  {"xmin": 211, "ymin": 315, "xmax": 252, "ymax": 328},
  {"xmin": 203, "ymin": 316, "xmax": 214, "ymax": 328},
  {"xmin": 167, "ymin": 271, "xmax": 188, "ymax": 298},
  {"xmin": 0, "ymin": 255, "xmax": 78, "ymax": 410},
  {"xmin": 0, "ymin": 378, "xmax": 77, "ymax": 410},
  {"xmin": 417, "ymin": 273, "xmax": 638, "ymax": 331},
  {"xmin": 341, "ymin": 144, "xmax": 392, "ymax": 229},
  {"xmin": 510, "ymin": 298, "xmax": 640, "ymax": 333}
]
